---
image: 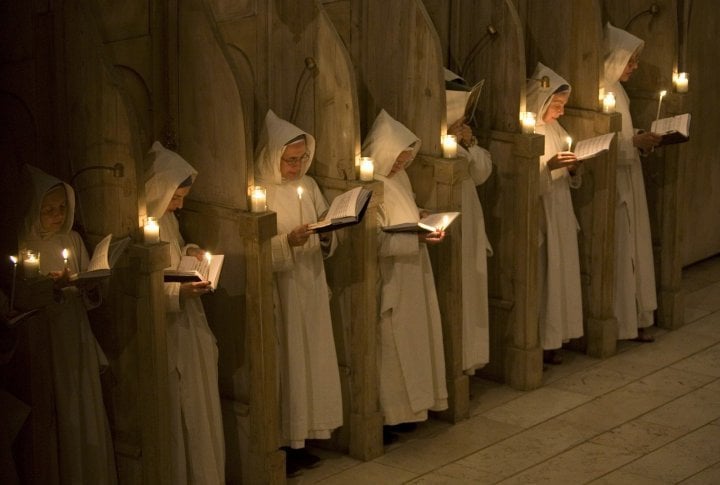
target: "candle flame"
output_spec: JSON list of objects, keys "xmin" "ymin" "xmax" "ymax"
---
[
  {"xmin": 205, "ymin": 252, "xmax": 212, "ymax": 262},
  {"xmin": 566, "ymin": 137, "xmax": 573, "ymax": 151},
  {"xmin": 297, "ymin": 186, "xmax": 304, "ymax": 198},
  {"xmin": 62, "ymin": 248, "xmax": 69, "ymax": 260},
  {"xmin": 441, "ymin": 215, "xmax": 450, "ymax": 231},
  {"xmin": 659, "ymin": 90, "xmax": 667, "ymax": 97},
  {"xmin": 10, "ymin": 255, "xmax": 17, "ymax": 264}
]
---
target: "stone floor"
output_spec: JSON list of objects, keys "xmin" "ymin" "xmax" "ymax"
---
[{"xmin": 290, "ymin": 255, "xmax": 720, "ymax": 484}]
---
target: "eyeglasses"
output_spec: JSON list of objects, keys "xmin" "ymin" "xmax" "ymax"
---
[{"xmin": 281, "ymin": 153, "xmax": 310, "ymax": 167}]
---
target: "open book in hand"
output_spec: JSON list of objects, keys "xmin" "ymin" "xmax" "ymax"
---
[
  {"xmin": 164, "ymin": 253, "xmax": 224, "ymax": 290},
  {"xmin": 308, "ymin": 186, "xmax": 373, "ymax": 233},
  {"xmin": 572, "ymin": 132, "xmax": 615, "ymax": 161},
  {"xmin": 651, "ymin": 113, "xmax": 691, "ymax": 146},
  {"xmin": 69, "ymin": 234, "xmax": 131, "ymax": 281},
  {"xmin": 382, "ymin": 211, "xmax": 460, "ymax": 233}
]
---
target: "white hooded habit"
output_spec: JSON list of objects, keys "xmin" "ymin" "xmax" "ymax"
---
[
  {"xmin": 254, "ymin": 110, "xmax": 343, "ymax": 448},
  {"xmin": 362, "ymin": 110, "xmax": 448, "ymax": 424},
  {"xmin": 144, "ymin": 141, "xmax": 225, "ymax": 484},
  {"xmin": 526, "ymin": 63, "xmax": 584, "ymax": 350},
  {"xmin": 602, "ymin": 23, "xmax": 657, "ymax": 338}
]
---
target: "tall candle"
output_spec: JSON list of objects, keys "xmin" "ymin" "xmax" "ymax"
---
[
  {"xmin": 250, "ymin": 185, "xmax": 267, "ymax": 212},
  {"xmin": 62, "ymin": 248, "xmax": 69, "ymax": 270},
  {"xmin": 23, "ymin": 250, "xmax": 40, "ymax": 279},
  {"xmin": 441, "ymin": 135, "xmax": 458, "ymax": 158},
  {"xmin": 144, "ymin": 216, "xmax": 160, "ymax": 243},
  {"xmin": 519, "ymin": 111, "xmax": 536, "ymax": 134},
  {"xmin": 359, "ymin": 157, "xmax": 374, "ymax": 181},
  {"xmin": 656, "ymin": 90, "xmax": 667, "ymax": 120},
  {"xmin": 565, "ymin": 136, "xmax": 573, "ymax": 152},
  {"xmin": 297, "ymin": 186, "xmax": 304, "ymax": 224},
  {"xmin": 9, "ymin": 255, "xmax": 17, "ymax": 311},
  {"xmin": 602, "ymin": 92, "xmax": 616, "ymax": 113},
  {"xmin": 674, "ymin": 72, "xmax": 688, "ymax": 93}
]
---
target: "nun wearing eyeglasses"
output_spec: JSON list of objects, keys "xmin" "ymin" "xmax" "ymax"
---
[{"xmin": 254, "ymin": 110, "xmax": 342, "ymax": 473}]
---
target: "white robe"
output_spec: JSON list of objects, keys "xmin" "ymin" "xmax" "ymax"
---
[
  {"xmin": 376, "ymin": 171, "xmax": 448, "ymax": 424},
  {"xmin": 536, "ymin": 121, "xmax": 584, "ymax": 349},
  {"xmin": 161, "ymin": 213, "xmax": 225, "ymax": 485}
]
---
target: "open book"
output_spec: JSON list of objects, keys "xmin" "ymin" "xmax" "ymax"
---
[
  {"xmin": 382, "ymin": 211, "xmax": 460, "ymax": 233},
  {"xmin": 572, "ymin": 132, "xmax": 615, "ymax": 161},
  {"xmin": 69, "ymin": 234, "xmax": 131, "ymax": 281},
  {"xmin": 164, "ymin": 253, "xmax": 224, "ymax": 290},
  {"xmin": 651, "ymin": 113, "xmax": 691, "ymax": 146},
  {"xmin": 308, "ymin": 186, "xmax": 373, "ymax": 233}
]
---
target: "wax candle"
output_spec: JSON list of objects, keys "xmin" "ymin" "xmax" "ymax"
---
[
  {"xmin": 9, "ymin": 255, "xmax": 17, "ymax": 310},
  {"xmin": 441, "ymin": 134, "xmax": 458, "ymax": 158},
  {"xmin": 674, "ymin": 72, "xmax": 688, "ymax": 93},
  {"xmin": 359, "ymin": 157, "xmax": 375, "ymax": 181},
  {"xmin": 62, "ymin": 248, "xmax": 69, "ymax": 269},
  {"xmin": 23, "ymin": 250, "xmax": 40, "ymax": 279},
  {"xmin": 250, "ymin": 186, "xmax": 267, "ymax": 213},
  {"xmin": 297, "ymin": 186, "xmax": 304, "ymax": 224},
  {"xmin": 656, "ymin": 90, "xmax": 667, "ymax": 120},
  {"xmin": 565, "ymin": 137, "xmax": 573, "ymax": 152},
  {"xmin": 602, "ymin": 92, "xmax": 616, "ymax": 113},
  {"xmin": 519, "ymin": 111, "xmax": 536, "ymax": 134},
  {"xmin": 144, "ymin": 216, "xmax": 160, "ymax": 244}
]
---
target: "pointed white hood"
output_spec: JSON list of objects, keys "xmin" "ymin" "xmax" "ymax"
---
[
  {"xmin": 254, "ymin": 110, "xmax": 316, "ymax": 186},
  {"xmin": 526, "ymin": 62, "xmax": 572, "ymax": 128},
  {"xmin": 362, "ymin": 110, "xmax": 421, "ymax": 177},
  {"xmin": 602, "ymin": 23, "xmax": 644, "ymax": 88},
  {"xmin": 144, "ymin": 141, "xmax": 197, "ymax": 219},
  {"xmin": 22, "ymin": 165, "xmax": 76, "ymax": 241}
]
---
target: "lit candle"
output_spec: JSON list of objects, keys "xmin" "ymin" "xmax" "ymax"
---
[
  {"xmin": 250, "ymin": 185, "xmax": 267, "ymax": 213},
  {"xmin": 519, "ymin": 111, "xmax": 536, "ymax": 134},
  {"xmin": 441, "ymin": 134, "xmax": 458, "ymax": 158},
  {"xmin": 9, "ymin": 255, "xmax": 17, "ymax": 311},
  {"xmin": 144, "ymin": 216, "xmax": 160, "ymax": 244},
  {"xmin": 440, "ymin": 215, "xmax": 450, "ymax": 232},
  {"xmin": 297, "ymin": 186, "xmax": 304, "ymax": 224},
  {"xmin": 674, "ymin": 72, "xmax": 688, "ymax": 93},
  {"xmin": 656, "ymin": 89, "xmax": 667, "ymax": 120},
  {"xmin": 359, "ymin": 157, "xmax": 375, "ymax": 181},
  {"xmin": 602, "ymin": 92, "xmax": 616, "ymax": 113},
  {"xmin": 23, "ymin": 250, "xmax": 40, "ymax": 279},
  {"xmin": 565, "ymin": 136, "xmax": 573, "ymax": 152},
  {"xmin": 62, "ymin": 248, "xmax": 69, "ymax": 270}
]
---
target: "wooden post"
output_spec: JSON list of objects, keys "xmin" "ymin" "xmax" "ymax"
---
[
  {"xmin": 503, "ymin": 133, "xmax": 544, "ymax": 391},
  {"xmin": 129, "ymin": 242, "xmax": 172, "ymax": 485},
  {"xmin": 409, "ymin": 154, "xmax": 470, "ymax": 423},
  {"xmin": 239, "ymin": 211, "xmax": 285, "ymax": 484},
  {"xmin": 318, "ymin": 177, "xmax": 384, "ymax": 461}
]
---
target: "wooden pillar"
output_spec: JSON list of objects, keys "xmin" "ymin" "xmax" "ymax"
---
[
  {"xmin": 239, "ymin": 212, "xmax": 284, "ymax": 484},
  {"xmin": 128, "ymin": 242, "xmax": 172, "ymax": 485},
  {"xmin": 504, "ymin": 133, "xmax": 544, "ymax": 391},
  {"xmin": 319, "ymin": 178, "xmax": 384, "ymax": 461},
  {"xmin": 409, "ymin": 154, "xmax": 469, "ymax": 423}
]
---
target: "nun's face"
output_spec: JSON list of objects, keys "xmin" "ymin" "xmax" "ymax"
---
[
  {"xmin": 542, "ymin": 92, "xmax": 569, "ymax": 123},
  {"xmin": 280, "ymin": 140, "xmax": 308, "ymax": 181},
  {"xmin": 389, "ymin": 150, "xmax": 414, "ymax": 177},
  {"xmin": 620, "ymin": 54, "xmax": 640, "ymax": 82},
  {"xmin": 40, "ymin": 186, "xmax": 67, "ymax": 233},
  {"xmin": 166, "ymin": 186, "xmax": 191, "ymax": 213}
]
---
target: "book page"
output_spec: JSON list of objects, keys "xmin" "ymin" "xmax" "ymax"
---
[
  {"xmin": 178, "ymin": 255, "xmax": 211, "ymax": 279},
  {"xmin": 574, "ymin": 133, "xmax": 615, "ymax": 160},
  {"xmin": 651, "ymin": 113, "xmax": 690, "ymax": 136},
  {"xmin": 325, "ymin": 186, "xmax": 362, "ymax": 220},
  {"xmin": 86, "ymin": 234, "xmax": 113, "ymax": 272},
  {"xmin": 418, "ymin": 212, "xmax": 460, "ymax": 232}
]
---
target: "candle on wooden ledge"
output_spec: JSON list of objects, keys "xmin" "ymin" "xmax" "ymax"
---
[
  {"xmin": 519, "ymin": 111, "xmax": 536, "ymax": 134},
  {"xmin": 656, "ymin": 89, "xmax": 667, "ymax": 120},
  {"xmin": 144, "ymin": 216, "xmax": 160, "ymax": 244},
  {"xmin": 250, "ymin": 185, "xmax": 267, "ymax": 213},
  {"xmin": 602, "ymin": 92, "xmax": 616, "ymax": 113},
  {"xmin": 9, "ymin": 255, "xmax": 17, "ymax": 310},
  {"xmin": 23, "ymin": 250, "xmax": 40, "ymax": 279},
  {"xmin": 441, "ymin": 134, "xmax": 458, "ymax": 158},
  {"xmin": 297, "ymin": 186, "xmax": 304, "ymax": 224},
  {"xmin": 62, "ymin": 248, "xmax": 69, "ymax": 270},
  {"xmin": 674, "ymin": 72, "xmax": 689, "ymax": 93},
  {"xmin": 359, "ymin": 157, "xmax": 375, "ymax": 181}
]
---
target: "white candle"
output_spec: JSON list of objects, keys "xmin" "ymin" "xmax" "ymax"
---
[
  {"xmin": 674, "ymin": 72, "xmax": 688, "ymax": 93},
  {"xmin": 9, "ymin": 255, "xmax": 17, "ymax": 311},
  {"xmin": 297, "ymin": 186, "xmax": 304, "ymax": 224},
  {"xmin": 565, "ymin": 136, "xmax": 573, "ymax": 152},
  {"xmin": 359, "ymin": 157, "xmax": 375, "ymax": 181},
  {"xmin": 441, "ymin": 134, "xmax": 458, "ymax": 158},
  {"xmin": 23, "ymin": 251, "xmax": 40, "ymax": 279},
  {"xmin": 144, "ymin": 216, "xmax": 160, "ymax": 244},
  {"xmin": 656, "ymin": 90, "xmax": 667, "ymax": 120},
  {"xmin": 62, "ymin": 248, "xmax": 69, "ymax": 270},
  {"xmin": 250, "ymin": 186, "xmax": 267, "ymax": 213},
  {"xmin": 519, "ymin": 111, "xmax": 536, "ymax": 134},
  {"xmin": 602, "ymin": 92, "xmax": 616, "ymax": 113}
]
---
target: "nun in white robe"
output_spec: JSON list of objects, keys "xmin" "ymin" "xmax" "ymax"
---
[
  {"xmin": 527, "ymin": 63, "xmax": 584, "ymax": 351},
  {"xmin": 254, "ymin": 110, "xmax": 343, "ymax": 448},
  {"xmin": 602, "ymin": 23, "xmax": 657, "ymax": 339},
  {"xmin": 362, "ymin": 110, "xmax": 448, "ymax": 425},
  {"xmin": 145, "ymin": 142, "xmax": 224, "ymax": 484},
  {"xmin": 444, "ymin": 73, "xmax": 494, "ymax": 374},
  {"xmin": 20, "ymin": 165, "xmax": 117, "ymax": 484}
]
